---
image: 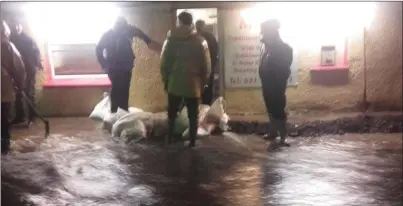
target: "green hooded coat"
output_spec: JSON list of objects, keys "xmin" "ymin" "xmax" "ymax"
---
[{"xmin": 160, "ymin": 26, "xmax": 211, "ymax": 98}]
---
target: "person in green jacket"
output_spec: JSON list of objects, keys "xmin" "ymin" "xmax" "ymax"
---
[{"xmin": 160, "ymin": 11, "xmax": 211, "ymax": 147}]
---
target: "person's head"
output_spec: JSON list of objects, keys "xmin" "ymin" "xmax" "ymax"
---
[
  {"xmin": 1, "ymin": 20, "xmax": 11, "ymax": 42},
  {"xmin": 260, "ymin": 19, "xmax": 281, "ymax": 44},
  {"xmin": 10, "ymin": 17, "xmax": 23, "ymax": 35},
  {"xmin": 195, "ymin": 20, "xmax": 206, "ymax": 33},
  {"xmin": 113, "ymin": 16, "xmax": 129, "ymax": 31},
  {"xmin": 177, "ymin": 11, "xmax": 193, "ymax": 27}
]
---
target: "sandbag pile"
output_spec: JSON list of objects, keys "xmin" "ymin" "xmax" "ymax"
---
[{"xmin": 89, "ymin": 93, "xmax": 230, "ymax": 144}]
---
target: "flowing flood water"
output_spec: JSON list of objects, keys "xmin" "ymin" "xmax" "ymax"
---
[{"xmin": 2, "ymin": 118, "xmax": 402, "ymax": 206}]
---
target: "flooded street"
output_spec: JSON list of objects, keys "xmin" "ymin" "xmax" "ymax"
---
[{"xmin": 2, "ymin": 118, "xmax": 402, "ymax": 206}]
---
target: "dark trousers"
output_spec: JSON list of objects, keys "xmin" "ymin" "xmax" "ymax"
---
[
  {"xmin": 261, "ymin": 77, "xmax": 287, "ymax": 121},
  {"xmin": 167, "ymin": 94, "xmax": 199, "ymax": 145},
  {"xmin": 201, "ymin": 61, "xmax": 217, "ymax": 105},
  {"xmin": 14, "ymin": 69, "xmax": 36, "ymax": 122},
  {"xmin": 2, "ymin": 102, "xmax": 11, "ymax": 152},
  {"xmin": 201, "ymin": 76, "xmax": 214, "ymax": 105},
  {"xmin": 108, "ymin": 70, "xmax": 132, "ymax": 113}
]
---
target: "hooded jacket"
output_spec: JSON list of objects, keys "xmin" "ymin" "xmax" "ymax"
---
[
  {"xmin": 259, "ymin": 41, "xmax": 293, "ymax": 83},
  {"xmin": 1, "ymin": 41, "xmax": 26, "ymax": 102},
  {"xmin": 96, "ymin": 25, "xmax": 152, "ymax": 72},
  {"xmin": 160, "ymin": 26, "xmax": 211, "ymax": 98}
]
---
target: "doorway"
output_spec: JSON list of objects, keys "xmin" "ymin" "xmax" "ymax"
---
[{"xmin": 176, "ymin": 8, "xmax": 221, "ymax": 100}]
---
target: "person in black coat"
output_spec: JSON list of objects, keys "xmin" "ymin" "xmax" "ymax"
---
[
  {"xmin": 196, "ymin": 20, "xmax": 219, "ymax": 105},
  {"xmin": 258, "ymin": 19, "xmax": 293, "ymax": 146},
  {"xmin": 96, "ymin": 16, "xmax": 161, "ymax": 113},
  {"xmin": 9, "ymin": 19, "xmax": 42, "ymax": 125}
]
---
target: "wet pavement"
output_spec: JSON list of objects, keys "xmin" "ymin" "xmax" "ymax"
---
[{"xmin": 2, "ymin": 118, "xmax": 402, "ymax": 206}]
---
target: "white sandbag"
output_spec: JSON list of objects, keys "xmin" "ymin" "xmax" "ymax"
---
[
  {"xmin": 201, "ymin": 97, "xmax": 230, "ymax": 132},
  {"xmin": 219, "ymin": 113, "xmax": 230, "ymax": 132},
  {"xmin": 206, "ymin": 97, "xmax": 226, "ymax": 123},
  {"xmin": 198, "ymin": 104, "xmax": 211, "ymax": 123},
  {"xmin": 102, "ymin": 108, "xmax": 129, "ymax": 132},
  {"xmin": 182, "ymin": 104, "xmax": 218, "ymax": 138},
  {"xmin": 102, "ymin": 107, "xmax": 144, "ymax": 132},
  {"xmin": 182, "ymin": 126, "xmax": 213, "ymax": 139},
  {"xmin": 129, "ymin": 107, "xmax": 143, "ymax": 113},
  {"xmin": 89, "ymin": 92, "xmax": 111, "ymax": 121},
  {"xmin": 111, "ymin": 111, "xmax": 154, "ymax": 139},
  {"xmin": 120, "ymin": 119, "xmax": 147, "ymax": 144}
]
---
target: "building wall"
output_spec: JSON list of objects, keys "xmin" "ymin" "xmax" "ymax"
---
[
  {"xmin": 365, "ymin": 3, "xmax": 402, "ymax": 111},
  {"xmin": 2, "ymin": 2, "xmax": 401, "ymax": 117},
  {"xmin": 224, "ymin": 2, "xmax": 402, "ymax": 115},
  {"xmin": 2, "ymin": 4, "xmax": 174, "ymax": 116}
]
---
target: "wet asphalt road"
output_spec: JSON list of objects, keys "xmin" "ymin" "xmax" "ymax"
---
[{"xmin": 1, "ymin": 118, "xmax": 402, "ymax": 206}]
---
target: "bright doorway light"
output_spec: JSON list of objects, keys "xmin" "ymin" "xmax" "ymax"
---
[
  {"xmin": 240, "ymin": 2, "xmax": 376, "ymax": 42},
  {"xmin": 23, "ymin": 2, "xmax": 119, "ymax": 44}
]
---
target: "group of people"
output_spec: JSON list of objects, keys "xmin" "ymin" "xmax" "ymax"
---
[
  {"xmin": 95, "ymin": 11, "xmax": 292, "ymax": 147},
  {"xmin": 1, "ymin": 19, "xmax": 42, "ymax": 154},
  {"xmin": 95, "ymin": 12, "xmax": 220, "ymax": 147},
  {"xmin": 1, "ymin": 11, "xmax": 292, "ymax": 154}
]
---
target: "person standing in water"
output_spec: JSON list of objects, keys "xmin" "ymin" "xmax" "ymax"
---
[
  {"xmin": 1, "ymin": 20, "xmax": 26, "ymax": 154},
  {"xmin": 96, "ymin": 16, "xmax": 161, "ymax": 113},
  {"xmin": 9, "ymin": 18, "xmax": 42, "ymax": 125},
  {"xmin": 160, "ymin": 12, "xmax": 211, "ymax": 147},
  {"xmin": 258, "ymin": 19, "xmax": 293, "ymax": 146},
  {"xmin": 195, "ymin": 19, "xmax": 219, "ymax": 105}
]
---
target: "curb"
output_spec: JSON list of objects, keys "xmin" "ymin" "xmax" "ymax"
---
[{"xmin": 227, "ymin": 114, "xmax": 403, "ymax": 137}]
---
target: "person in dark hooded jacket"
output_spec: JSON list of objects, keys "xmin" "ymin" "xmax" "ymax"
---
[
  {"xmin": 259, "ymin": 19, "xmax": 293, "ymax": 146},
  {"xmin": 160, "ymin": 12, "xmax": 211, "ymax": 147},
  {"xmin": 9, "ymin": 19, "xmax": 42, "ymax": 125},
  {"xmin": 196, "ymin": 19, "xmax": 219, "ymax": 105},
  {"xmin": 96, "ymin": 16, "xmax": 161, "ymax": 113}
]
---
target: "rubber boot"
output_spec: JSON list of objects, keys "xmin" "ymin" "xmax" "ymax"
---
[
  {"xmin": 264, "ymin": 115, "xmax": 278, "ymax": 140},
  {"xmin": 188, "ymin": 120, "xmax": 197, "ymax": 148},
  {"xmin": 166, "ymin": 117, "xmax": 175, "ymax": 146}
]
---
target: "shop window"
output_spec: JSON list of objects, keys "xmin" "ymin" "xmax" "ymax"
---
[
  {"xmin": 23, "ymin": 2, "xmax": 119, "ymax": 87},
  {"xmin": 225, "ymin": 2, "xmax": 376, "ymax": 88}
]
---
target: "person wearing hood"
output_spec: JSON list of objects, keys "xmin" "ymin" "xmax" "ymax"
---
[
  {"xmin": 160, "ymin": 11, "xmax": 211, "ymax": 147},
  {"xmin": 9, "ymin": 18, "xmax": 42, "ymax": 125},
  {"xmin": 96, "ymin": 16, "xmax": 162, "ymax": 113},
  {"xmin": 259, "ymin": 19, "xmax": 293, "ymax": 146},
  {"xmin": 1, "ymin": 20, "xmax": 26, "ymax": 154}
]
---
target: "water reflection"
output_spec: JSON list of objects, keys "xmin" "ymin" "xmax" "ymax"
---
[
  {"xmin": 2, "ymin": 118, "xmax": 402, "ymax": 206},
  {"xmin": 262, "ymin": 135, "xmax": 402, "ymax": 206}
]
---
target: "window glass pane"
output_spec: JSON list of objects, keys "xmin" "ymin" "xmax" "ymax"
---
[{"xmin": 49, "ymin": 44, "xmax": 105, "ymax": 75}]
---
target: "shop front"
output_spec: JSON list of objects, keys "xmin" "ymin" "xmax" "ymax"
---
[
  {"xmin": 176, "ymin": 2, "xmax": 401, "ymax": 114},
  {"xmin": 1, "ymin": 2, "xmax": 401, "ymax": 116}
]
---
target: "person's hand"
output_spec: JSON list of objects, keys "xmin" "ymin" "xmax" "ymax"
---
[{"xmin": 148, "ymin": 40, "xmax": 162, "ymax": 53}]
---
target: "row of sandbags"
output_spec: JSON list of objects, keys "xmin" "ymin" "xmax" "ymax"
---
[{"xmin": 89, "ymin": 92, "xmax": 229, "ymax": 144}]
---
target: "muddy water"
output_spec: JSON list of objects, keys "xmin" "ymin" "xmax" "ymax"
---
[{"xmin": 2, "ymin": 118, "xmax": 402, "ymax": 206}]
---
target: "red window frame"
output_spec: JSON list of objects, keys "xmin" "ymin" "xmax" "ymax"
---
[
  {"xmin": 42, "ymin": 44, "xmax": 111, "ymax": 88},
  {"xmin": 311, "ymin": 38, "xmax": 349, "ymax": 71}
]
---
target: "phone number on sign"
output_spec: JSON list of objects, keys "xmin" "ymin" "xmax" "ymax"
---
[{"xmin": 229, "ymin": 77, "xmax": 257, "ymax": 85}]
